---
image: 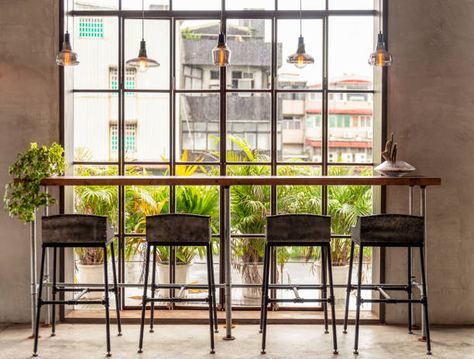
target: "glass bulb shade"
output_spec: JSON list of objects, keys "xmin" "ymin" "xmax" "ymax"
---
[
  {"xmin": 212, "ymin": 33, "xmax": 231, "ymax": 67},
  {"xmin": 126, "ymin": 40, "xmax": 160, "ymax": 72},
  {"xmin": 287, "ymin": 36, "xmax": 314, "ymax": 69},
  {"xmin": 369, "ymin": 33, "xmax": 393, "ymax": 67},
  {"xmin": 56, "ymin": 33, "xmax": 79, "ymax": 66}
]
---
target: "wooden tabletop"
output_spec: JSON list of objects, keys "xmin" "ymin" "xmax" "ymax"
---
[{"xmin": 39, "ymin": 176, "xmax": 441, "ymax": 187}]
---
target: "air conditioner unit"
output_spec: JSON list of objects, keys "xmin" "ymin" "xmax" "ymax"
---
[
  {"xmin": 355, "ymin": 153, "xmax": 367, "ymax": 162},
  {"xmin": 342, "ymin": 153, "xmax": 353, "ymax": 162}
]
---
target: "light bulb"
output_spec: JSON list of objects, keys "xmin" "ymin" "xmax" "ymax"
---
[
  {"xmin": 369, "ymin": 32, "xmax": 393, "ymax": 67},
  {"xmin": 212, "ymin": 33, "xmax": 231, "ymax": 67}
]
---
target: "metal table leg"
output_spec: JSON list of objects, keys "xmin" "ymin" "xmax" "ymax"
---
[
  {"xmin": 420, "ymin": 186, "xmax": 428, "ymax": 340},
  {"xmin": 223, "ymin": 186, "xmax": 235, "ymax": 340},
  {"xmin": 44, "ymin": 187, "xmax": 51, "ymax": 326},
  {"xmin": 30, "ymin": 211, "xmax": 38, "ymax": 338},
  {"xmin": 408, "ymin": 186, "xmax": 415, "ymax": 332}
]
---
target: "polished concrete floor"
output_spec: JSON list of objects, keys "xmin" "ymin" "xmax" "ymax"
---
[{"xmin": 0, "ymin": 323, "xmax": 472, "ymax": 359}]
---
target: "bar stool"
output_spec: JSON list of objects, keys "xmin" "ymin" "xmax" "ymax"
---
[
  {"xmin": 343, "ymin": 214, "xmax": 431, "ymax": 355},
  {"xmin": 138, "ymin": 214, "xmax": 217, "ymax": 354},
  {"xmin": 33, "ymin": 215, "xmax": 121, "ymax": 357},
  {"xmin": 260, "ymin": 214, "xmax": 338, "ymax": 355}
]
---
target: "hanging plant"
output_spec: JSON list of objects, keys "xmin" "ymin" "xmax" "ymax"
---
[{"xmin": 4, "ymin": 142, "xmax": 65, "ymax": 223}]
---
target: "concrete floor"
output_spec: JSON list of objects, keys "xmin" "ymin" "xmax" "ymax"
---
[{"xmin": 0, "ymin": 324, "xmax": 472, "ymax": 359}]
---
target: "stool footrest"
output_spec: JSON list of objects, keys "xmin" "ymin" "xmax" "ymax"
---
[
  {"xmin": 144, "ymin": 297, "xmax": 210, "ymax": 303},
  {"xmin": 268, "ymin": 284, "xmax": 325, "ymax": 290},
  {"xmin": 268, "ymin": 298, "xmax": 331, "ymax": 304},
  {"xmin": 54, "ymin": 286, "xmax": 115, "ymax": 292},
  {"xmin": 361, "ymin": 298, "xmax": 424, "ymax": 304},
  {"xmin": 151, "ymin": 284, "xmax": 211, "ymax": 289},
  {"xmin": 349, "ymin": 284, "xmax": 410, "ymax": 291},
  {"xmin": 41, "ymin": 300, "xmax": 106, "ymax": 305}
]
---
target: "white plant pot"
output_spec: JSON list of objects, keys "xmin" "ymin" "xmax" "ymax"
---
[
  {"xmin": 332, "ymin": 264, "xmax": 350, "ymax": 306},
  {"xmin": 76, "ymin": 263, "xmax": 104, "ymax": 299},
  {"xmin": 242, "ymin": 263, "xmax": 263, "ymax": 301},
  {"xmin": 157, "ymin": 262, "xmax": 192, "ymax": 298}
]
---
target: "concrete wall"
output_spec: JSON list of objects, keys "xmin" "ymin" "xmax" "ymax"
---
[
  {"xmin": 0, "ymin": 0, "xmax": 59, "ymax": 323},
  {"xmin": 385, "ymin": 0, "xmax": 474, "ymax": 324}
]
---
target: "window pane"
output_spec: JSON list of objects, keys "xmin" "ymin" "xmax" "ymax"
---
[
  {"xmin": 73, "ymin": 17, "xmax": 118, "ymax": 89},
  {"xmin": 74, "ymin": 93, "xmax": 118, "ymax": 162},
  {"xmin": 278, "ymin": 92, "xmax": 322, "ymax": 161},
  {"xmin": 277, "ymin": 165, "xmax": 322, "ymax": 214},
  {"xmin": 121, "ymin": 0, "xmax": 169, "ymax": 10},
  {"xmin": 226, "ymin": 19, "xmax": 272, "ymax": 90},
  {"xmin": 328, "ymin": 92, "xmax": 373, "ymax": 164},
  {"xmin": 176, "ymin": 93, "xmax": 220, "ymax": 161},
  {"xmin": 329, "ymin": 0, "xmax": 374, "ymax": 10},
  {"xmin": 277, "ymin": 19, "xmax": 323, "ymax": 89},
  {"xmin": 74, "ymin": 0, "xmax": 118, "ymax": 10},
  {"xmin": 328, "ymin": 17, "xmax": 374, "ymax": 89},
  {"xmin": 124, "ymin": 93, "xmax": 170, "ymax": 161},
  {"xmin": 125, "ymin": 19, "xmax": 170, "ymax": 90},
  {"xmin": 174, "ymin": 0, "xmax": 220, "ymax": 10},
  {"xmin": 176, "ymin": 20, "xmax": 217, "ymax": 90},
  {"xmin": 278, "ymin": 0, "xmax": 324, "ymax": 10},
  {"xmin": 227, "ymin": 93, "xmax": 271, "ymax": 161},
  {"xmin": 226, "ymin": 0, "xmax": 274, "ymax": 10}
]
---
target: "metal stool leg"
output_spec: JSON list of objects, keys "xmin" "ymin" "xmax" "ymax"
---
[
  {"xmin": 51, "ymin": 247, "xmax": 57, "ymax": 337},
  {"xmin": 343, "ymin": 241, "xmax": 355, "ymax": 334},
  {"xmin": 103, "ymin": 246, "xmax": 112, "ymax": 357},
  {"xmin": 419, "ymin": 246, "xmax": 432, "ymax": 355},
  {"xmin": 326, "ymin": 244, "xmax": 338, "ymax": 354},
  {"xmin": 33, "ymin": 247, "xmax": 46, "ymax": 357},
  {"xmin": 206, "ymin": 244, "xmax": 216, "ymax": 354},
  {"xmin": 138, "ymin": 244, "xmax": 151, "ymax": 354},
  {"xmin": 149, "ymin": 246, "xmax": 157, "ymax": 333},
  {"xmin": 259, "ymin": 240, "xmax": 270, "ymax": 334},
  {"xmin": 353, "ymin": 245, "xmax": 363, "ymax": 355},
  {"xmin": 407, "ymin": 247, "xmax": 413, "ymax": 334},
  {"xmin": 110, "ymin": 242, "xmax": 122, "ymax": 336},
  {"xmin": 321, "ymin": 246, "xmax": 329, "ymax": 334},
  {"xmin": 209, "ymin": 245, "xmax": 219, "ymax": 333},
  {"xmin": 261, "ymin": 245, "xmax": 271, "ymax": 354}
]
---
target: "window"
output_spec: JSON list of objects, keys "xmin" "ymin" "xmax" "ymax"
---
[
  {"xmin": 66, "ymin": 2, "xmax": 379, "ymax": 313},
  {"xmin": 79, "ymin": 18, "xmax": 104, "ymax": 38},
  {"xmin": 231, "ymin": 71, "xmax": 255, "ymax": 89},
  {"xmin": 110, "ymin": 123, "xmax": 137, "ymax": 155},
  {"xmin": 183, "ymin": 66, "xmax": 203, "ymax": 89}
]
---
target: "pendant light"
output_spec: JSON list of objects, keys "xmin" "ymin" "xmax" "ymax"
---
[
  {"xmin": 126, "ymin": 0, "xmax": 159, "ymax": 72},
  {"xmin": 369, "ymin": 0, "xmax": 393, "ymax": 67},
  {"xmin": 287, "ymin": 0, "xmax": 314, "ymax": 69},
  {"xmin": 56, "ymin": 0, "xmax": 79, "ymax": 66},
  {"xmin": 212, "ymin": 7, "xmax": 231, "ymax": 67}
]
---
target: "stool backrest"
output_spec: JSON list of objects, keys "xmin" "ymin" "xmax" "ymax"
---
[
  {"xmin": 353, "ymin": 214, "xmax": 424, "ymax": 246},
  {"xmin": 266, "ymin": 214, "xmax": 331, "ymax": 245},
  {"xmin": 42, "ymin": 214, "xmax": 114, "ymax": 244},
  {"xmin": 146, "ymin": 214, "xmax": 211, "ymax": 245}
]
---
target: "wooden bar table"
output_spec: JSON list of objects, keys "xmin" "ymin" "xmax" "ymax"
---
[{"xmin": 32, "ymin": 175, "xmax": 441, "ymax": 340}]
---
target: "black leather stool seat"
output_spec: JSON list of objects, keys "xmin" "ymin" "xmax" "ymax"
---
[
  {"xmin": 266, "ymin": 214, "xmax": 331, "ymax": 244},
  {"xmin": 146, "ymin": 214, "xmax": 211, "ymax": 245},
  {"xmin": 351, "ymin": 214, "xmax": 424, "ymax": 247},
  {"xmin": 42, "ymin": 214, "xmax": 114, "ymax": 245}
]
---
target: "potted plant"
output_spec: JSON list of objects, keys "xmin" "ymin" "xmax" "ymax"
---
[{"xmin": 4, "ymin": 142, "xmax": 65, "ymax": 222}]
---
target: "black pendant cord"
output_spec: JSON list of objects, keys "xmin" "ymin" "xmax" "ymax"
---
[
  {"xmin": 378, "ymin": 0, "xmax": 382, "ymax": 33},
  {"xmin": 66, "ymin": 0, "xmax": 69, "ymax": 33},
  {"xmin": 220, "ymin": 4, "xmax": 224, "ymax": 34},
  {"xmin": 299, "ymin": 0, "xmax": 302, "ymax": 36},
  {"xmin": 141, "ymin": 0, "xmax": 145, "ymax": 41}
]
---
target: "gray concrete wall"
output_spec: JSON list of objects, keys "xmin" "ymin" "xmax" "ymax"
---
[
  {"xmin": 385, "ymin": 0, "xmax": 474, "ymax": 324},
  {"xmin": 0, "ymin": 0, "xmax": 59, "ymax": 323}
]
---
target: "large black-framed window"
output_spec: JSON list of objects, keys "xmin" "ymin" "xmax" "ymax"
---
[{"xmin": 63, "ymin": 0, "xmax": 384, "ymax": 314}]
